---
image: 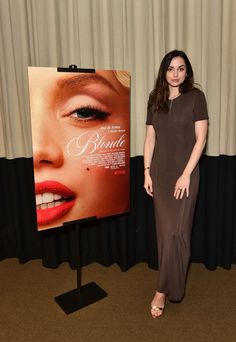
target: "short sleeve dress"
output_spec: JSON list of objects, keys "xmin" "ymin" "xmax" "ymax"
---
[{"xmin": 146, "ymin": 89, "xmax": 208, "ymax": 301}]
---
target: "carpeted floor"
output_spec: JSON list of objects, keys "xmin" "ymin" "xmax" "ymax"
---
[{"xmin": 0, "ymin": 259, "xmax": 236, "ymax": 342}]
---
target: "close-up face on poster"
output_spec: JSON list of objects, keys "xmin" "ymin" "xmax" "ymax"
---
[{"xmin": 28, "ymin": 67, "xmax": 130, "ymax": 231}]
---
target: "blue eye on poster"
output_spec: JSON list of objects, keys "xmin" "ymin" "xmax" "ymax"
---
[{"xmin": 28, "ymin": 67, "xmax": 130, "ymax": 231}]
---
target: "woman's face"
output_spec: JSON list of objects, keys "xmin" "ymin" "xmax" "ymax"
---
[
  {"xmin": 166, "ymin": 56, "xmax": 187, "ymax": 88},
  {"xmin": 28, "ymin": 68, "xmax": 130, "ymax": 230}
]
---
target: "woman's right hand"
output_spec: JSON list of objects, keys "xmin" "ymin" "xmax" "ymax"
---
[{"xmin": 144, "ymin": 172, "xmax": 153, "ymax": 197}]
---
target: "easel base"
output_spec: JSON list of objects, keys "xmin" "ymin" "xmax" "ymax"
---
[{"xmin": 55, "ymin": 282, "xmax": 107, "ymax": 314}]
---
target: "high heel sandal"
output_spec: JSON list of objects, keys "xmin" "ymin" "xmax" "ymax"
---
[
  {"xmin": 150, "ymin": 292, "xmax": 166, "ymax": 318},
  {"xmin": 150, "ymin": 305, "xmax": 164, "ymax": 318}
]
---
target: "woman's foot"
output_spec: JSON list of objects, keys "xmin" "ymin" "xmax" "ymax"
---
[{"xmin": 150, "ymin": 291, "xmax": 166, "ymax": 318}]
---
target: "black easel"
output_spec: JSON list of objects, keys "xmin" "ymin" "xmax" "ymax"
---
[
  {"xmin": 55, "ymin": 65, "xmax": 106, "ymax": 313},
  {"xmin": 57, "ymin": 65, "xmax": 95, "ymax": 73},
  {"xmin": 55, "ymin": 217, "xmax": 107, "ymax": 314}
]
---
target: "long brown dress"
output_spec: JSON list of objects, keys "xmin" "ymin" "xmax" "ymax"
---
[{"xmin": 146, "ymin": 88, "xmax": 208, "ymax": 301}]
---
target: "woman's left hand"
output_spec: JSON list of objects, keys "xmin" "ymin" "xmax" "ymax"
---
[{"xmin": 174, "ymin": 173, "xmax": 190, "ymax": 199}]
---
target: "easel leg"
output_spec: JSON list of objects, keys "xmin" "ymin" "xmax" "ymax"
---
[{"xmin": 55, "ymin": 219, "xmax": 107, "ymax": 314}]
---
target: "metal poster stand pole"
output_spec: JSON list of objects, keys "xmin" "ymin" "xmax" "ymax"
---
[
  {"xmin": 54, "ymin": 217, "xmax": 107, "ymax": 315},
  {"xmin": 55, "ymin": 66, "xmax": 107, "ymax": 314}
]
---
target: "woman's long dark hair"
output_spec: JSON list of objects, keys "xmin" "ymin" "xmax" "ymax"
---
[{"xmin": 150, "ymin": 50, "xmax": 196, "ymax": 112}]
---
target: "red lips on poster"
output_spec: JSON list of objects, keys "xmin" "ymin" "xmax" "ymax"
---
[{"xmin": 28, "ymin": 67, "xmax": 130, "ymax": 231}]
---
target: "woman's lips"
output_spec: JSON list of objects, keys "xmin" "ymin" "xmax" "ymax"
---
[{"xmin": 35, "ymin": 181, "xmax": 76, "ymax": 226}]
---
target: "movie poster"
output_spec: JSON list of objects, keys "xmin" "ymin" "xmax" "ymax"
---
[{"xmin": 28, "ymin": 67, "xmax": 130, "ymax": 231}]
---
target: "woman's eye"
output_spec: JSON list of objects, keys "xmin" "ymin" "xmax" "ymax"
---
[{"xmin": 70, "ymin": 107, "xmax": 111, "ymax": 121}]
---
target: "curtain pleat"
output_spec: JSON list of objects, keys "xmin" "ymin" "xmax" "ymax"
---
[
  {"xmin": 0, "ymin": 0, "xmax": 236, "ymax": 158},
  {"xmin": 0, "ymin": 156, "xmax": 235, "ymax": 270},
  {"xmin": 0, "ymin": 0, "xmax": 236, "ymax": 273}
]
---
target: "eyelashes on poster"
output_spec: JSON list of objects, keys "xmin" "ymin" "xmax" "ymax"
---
[{"xmin": 28, "ymin": 67, "xmax": 130, "ymax": 231}]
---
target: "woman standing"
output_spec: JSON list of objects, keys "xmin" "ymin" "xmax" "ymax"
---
[{"xmin": 144, "ymin": 50, "xmax": 208, "ymax": 318}]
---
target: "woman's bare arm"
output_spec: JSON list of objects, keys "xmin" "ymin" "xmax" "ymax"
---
[
  {"xmin": 144, "ymin": 125, "xmax": 156, "ymax": 197},
  {"xmin": 174, "ymin": 120, "xmax": 208, "ymax": 199}
]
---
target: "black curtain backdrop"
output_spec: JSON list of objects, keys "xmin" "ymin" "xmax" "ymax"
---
[{"xmin": 0, "ymin": 155, "xmax": 236, "ymax": 270}]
